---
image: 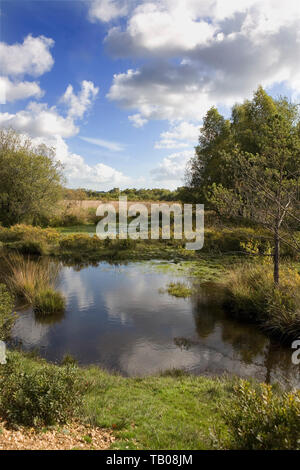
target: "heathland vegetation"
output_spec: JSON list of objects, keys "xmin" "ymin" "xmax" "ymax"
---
[{"xmin": 0, "ymin": 87, "xmax": 299, "ymax": 449}]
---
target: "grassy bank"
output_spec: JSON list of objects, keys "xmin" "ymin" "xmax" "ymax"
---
[
  {"xmin": 2, "ymin": 351, "xmax": 299, "ymax": 450},
  {"xmin": 5, "ymin": 351, "xmax": 231, "ymax": 450}
]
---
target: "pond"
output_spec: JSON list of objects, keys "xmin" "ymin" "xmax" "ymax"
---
[{"xmin": 10, "ymin": 260, "xmax": 300, "ymax": 387}]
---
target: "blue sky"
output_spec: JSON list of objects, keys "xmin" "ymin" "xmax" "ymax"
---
[{"xmin": 0, "ymin": 1, "xmax": 299, "ymax": 190}]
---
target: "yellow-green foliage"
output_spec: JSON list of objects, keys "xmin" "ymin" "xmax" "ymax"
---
[
  {"xmin": 0, "ymin": 224, "xmax": 60, "ymax": 244},
  {"xmin": 59, "ymin": 233, "xmax": 102, "ymax": 251},
  {"xmin": 224, "ymin": 264, "xmax": 300, "ymax": 339},
  {"xmin": 164, "ymin": 282, "xmax": 194, "ymax": 298},
  {"xmin": 222, "ymin": 380, "xmax": 300, "ymax": 449},
  {"xmin": 204, "ymin": 228, "xmax": 270, "ymax": 253},
  {"xmin": 0, "ymin": 283, "xmax": 16, "ymax": 340},
  {"xmin": 33, "ymin": 289, "xmax": 65, "ymax": 315}
]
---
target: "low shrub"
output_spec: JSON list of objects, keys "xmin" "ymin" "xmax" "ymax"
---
[
  {"xmin": 222, "ymin": 380, "xmax": 300, "ymax": 450},
  {"xmin": 0, "ymin": 224, "xmax": 59, "ymax": 244},
  {"xmin": 0, "ymin": 283, "xmax": 16, "ymax": 340},
  {"xmin": 33, "ymin": 288, "xmax": 65, "ymax": 315},
  {"xmin": 59, "ymin": 233, "xmax": 102, "ymax": 251},
  {"xmin": 7, "ymin": 240, "xmax": 47, "ymax": 255},
  {"xmin": 0, "ymin": 356, "xmax": 83, "ymax": 427}
]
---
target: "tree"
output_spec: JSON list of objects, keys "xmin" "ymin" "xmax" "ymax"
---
[
  {"xmin": 187, "ymin": 86, "xmax": 300, "ymax": 206},
  {"xmin": 207, "ymin": 107, "xmax": 300, "ymax": 284},
  {"xmin": 186, "ymin": 107, "xmax": 232, "ymax": 200},
  {"xmin": 0, "ymin": 129, "xmax": 65, "ymax": 226}
]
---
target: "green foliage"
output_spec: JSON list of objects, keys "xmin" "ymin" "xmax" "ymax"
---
[
  {"xmin": 0, "ymin": 283, "xmax": 16, "ymax": 340},
  {"xmin": 163, "ymin": 282, "xmax": 194, "ymax": 298},
  {"xmin": 33, "ymin": 289, "xmax": 65, "ymax": 315},
  {"xmin": 8, "ymin": 240, "xmax": 47, "ymax": 255},
  {"xmin": 59, "ymin": 233, "xmax": 102, "ymax": 251},
  {"xmin": 0, "ymin": 356, "xmax": 83, "ymax": 427},
  {"xmin": 222, "ymin": 380, "xmax": 300, "ymax": 450},
  {"xmin": 0, "ymin": 129, "xmax": 65, "ymax": 226},
  {"xmin": 0, "ymin": 224, "xmax": 60, "ymax": 244}
]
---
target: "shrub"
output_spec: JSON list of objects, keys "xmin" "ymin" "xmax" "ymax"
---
[
  {"xmin": 8, "ymin": 240, "xmax": 47, "ymax": 255},
  {"xmin": 0, "ymin": 357, "xmax": 83, "ymax": 427},
  {"xmin": 59, "ymin": 233, "xmax": 102, "ymax": 252},
  {"xmin": 0, "ymin": 283, "xmax": 16, "ymax": 340},
  {"xmin": 0, "ymin": 224, "xmax": 59, "ymax": 244},
  {"xmin": 33, "ymin": 288, "xmax": 65, "ymax": 315},
  {"xmin": 222, "ymin": 380, "xmax": 300, "ymax": 450}
]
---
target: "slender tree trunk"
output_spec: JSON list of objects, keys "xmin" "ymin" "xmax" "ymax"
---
[{"xmin": 274, "ymin": 227, "xmax": 280, "ymax": 285}]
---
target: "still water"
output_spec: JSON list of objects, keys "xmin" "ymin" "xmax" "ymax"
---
[{"xmin": 11, "ymin": 260, "xmax": 300, "ymax": 386}]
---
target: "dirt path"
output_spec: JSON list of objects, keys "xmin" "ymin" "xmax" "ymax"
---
[{"xmin": 0, "ymin": 420, "xmax": 115, "ymax": 450}]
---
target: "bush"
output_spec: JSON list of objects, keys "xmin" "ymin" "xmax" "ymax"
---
[
  {"xmin": 7, "ymin": 240, "xmax": 47, "ymax": 255},
  {"xmin": 33, "ymin": 288, "xmax": 65, "ymax": 315},
  {"xmin": 59, "ymin": 233, "xmax": 102, "ymax": 251},
  {"xmin": 0, "ymin": 357, "xmax": 83, "ymax": 427},
  {"xmin": 222, "ymin": 380, "xmax": 300, "ymax": 449},
  {"xmin": 0, "ymin": 284, "xmax": 16, "ymax": 340},
  {"xmin": 0, "ymin": 224, "xmax": 59, "ymax": 244}
]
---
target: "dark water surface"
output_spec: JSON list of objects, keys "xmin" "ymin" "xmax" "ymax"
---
[{"xmin": 11, "ymin": 260, "xmax": 300, "ymax": 386}]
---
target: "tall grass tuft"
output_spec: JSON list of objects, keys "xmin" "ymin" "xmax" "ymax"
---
[
  {"xmin": 223, "ymin": 263, "xmax": 300, "ymax": 341},
  {"xmin": 4, "ymin": 255, "xmax": 65, "ymax": 315}
]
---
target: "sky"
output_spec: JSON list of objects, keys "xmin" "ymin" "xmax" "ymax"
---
[{"xmin": 0, "ymin": 0, "xmax": 299, "ymax": 190}]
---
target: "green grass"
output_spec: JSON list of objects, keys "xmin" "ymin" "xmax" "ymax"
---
[
  {"xmin": 10, "ymin": 351, "xmax": 232, "ymax": 450},
  {"xmin": 33, "ymin": 288, "xmax": 65, "ymax": 315},
  {"xmin": 162, "ymin": 282, "xmax": 194, "ymax": 298},
  {"xmin": 56, "ymin": 224, "xmax": 96, "ymax": 235}
]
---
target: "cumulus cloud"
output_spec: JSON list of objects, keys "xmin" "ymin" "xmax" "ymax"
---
[
  {"xmin": 0, "ymin": 76, "xmax": 43, "ymax": 104},
  {"xmin": 31, "ymin": 135, "xmax": 131, "ymax": 190},
  {"xmin": 128, "ymin": 113, "xmax": 148, "ymax": 127},
  {"xmin": 101, "ymin": 0, "xmax": 300, "ymax": 124},
  {"xmin": 155, "ymin": 121, "xmax": 199, "ymax": 149},
  {"xmin": 61, "ymin": 80, "xmax": 99, "ymax": 119},
  {"xmin": 88, "ymin": 0, "xmax": 129, "ymax": 22},
  {"xmin": 150, "ymin": 150, "xmax": 193, "ymax": 187},
  {"xmin": 0, "ymin": 102, "xmax": 78, "ymax": 138},
  {"xmin": 0, "ymin": 34, "xmax": 54, "ymax": 77}
]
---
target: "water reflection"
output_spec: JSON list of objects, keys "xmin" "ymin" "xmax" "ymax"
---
[{"xmin": 10, "ymin": 260, "xmax": 300, "ymax": 387}]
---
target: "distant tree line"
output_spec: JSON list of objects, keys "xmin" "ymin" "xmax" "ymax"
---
[{"xmin": 63, "ymin": 186, "xmax": 195, "ymax": 202}]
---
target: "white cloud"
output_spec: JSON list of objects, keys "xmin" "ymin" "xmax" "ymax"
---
[
  {"xmin": 0, "ymin": 34, "xmax": 54, "ymax": 77},
  {"xmin": 101, "ymin": 1, "xmax": 300, "ymax": 125},
  {"xmin": 32, "ymin": 135, "xmax": 130, "ymax": 190},
  {"xmin": 155, "ymin": 121, "xmax": 199, "ymax": 149},
  {"xmin": 88, "ymin": 0, "xmax": 129, "ymax": 23},
  {"xmin": 0, "ymin": 102, "xmax": 78, "ymax": 138},
  {"xmin": 128, "ymin": 113, "xmax": 148, "ymax": 127},
  {"xmin": 150, "ymin": 150, "xmax": 193, "ymax": 188},
  {"xmin": 80, "ymin": 136, "xmax": 124, "ymax": 152},
  {"xmin": 61, "ymin": 80, "xmax": 99, "ymax": 119},
  {"xmin": 0, "ymin": 76, "xmax": 43, "ymax": 103}
]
